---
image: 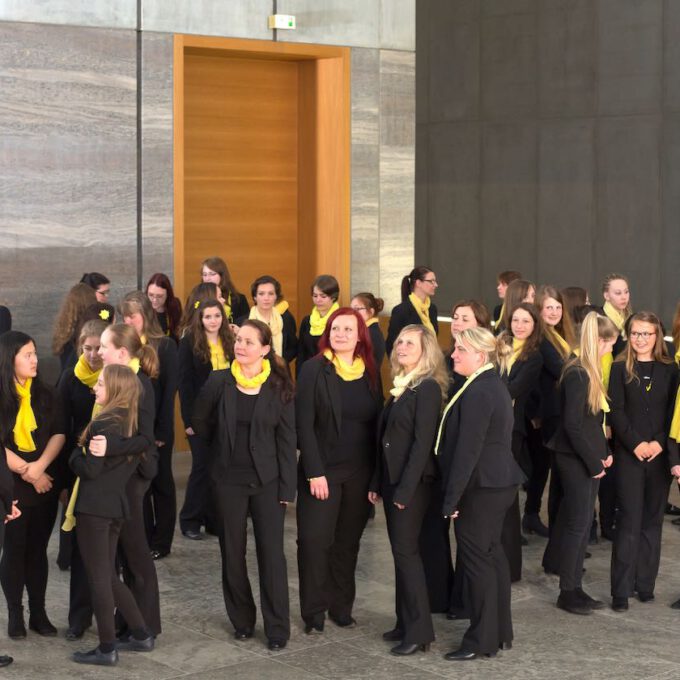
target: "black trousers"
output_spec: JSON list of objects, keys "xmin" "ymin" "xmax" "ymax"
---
[
  {"xmin": 0, "ymin": 498, "xmax": 58, "ymax": 611},
  {"xmin": 144, "ymin": 439, "xmax": 176, "ymax": 554},
  {"xmin": 454, "ymin": 486, "xmax": 516, "ymax": 655},
  {"xmin": 418, "ymin": 480, "xmax": 454, "ymax": 613},
  {"xmin": 216, "ymin": 479, "xmax": 289, "ymax": 641},
  {"xmin": 610, "ymin": 453, "xmax": 670, "ymax": 597},
  {"xmin": 382, "ymin": 481, "xmax": 434, "ymax": 645},
  {"xmin": 500, "ymin": 491, "xmax": 522, "ymax": 583},
  {"xmin": 553, "ymin": 453, "xmax": 599, "ymax": 592},
  {"xmin": 77, "ymin": 514, "xmax": 146, "ymax": 644},
  {"xmin": 598, "ymin": 456, "xmax": 617, "ymax": 531},
  {"xmin": 68, "ymin": 528, "xmax": 93, "ymax": 631},
  {"xmin": 524, "ymin": 425, "xmax": 551, "ymax": 516},
  {"xmin": 297, "ymin": 467, "xmax": 372, "ymax": 624},
  {"xmin": 179, "ymin": 434, "xmax": 218, "ymax": 534},
  {"xmin": 119, "ymin": 475, "xmax": 161, "ymax": 635},
  {"xmin": 542, "ymin": 452, "xmax": 565, "ymax": 573}
]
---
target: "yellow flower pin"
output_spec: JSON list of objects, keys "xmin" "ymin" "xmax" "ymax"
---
[
  {"xmin": 99, "ymin": 309, "xmax": 110, "ymax": 320},
  {"xmin": 194, "ymin": 300, "xmax": 201, "ymax": 309}
]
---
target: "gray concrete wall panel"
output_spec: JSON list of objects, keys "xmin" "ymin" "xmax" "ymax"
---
[{"xmin": 0, "ymin": 0, "xmax": 136, "ymax": 29}]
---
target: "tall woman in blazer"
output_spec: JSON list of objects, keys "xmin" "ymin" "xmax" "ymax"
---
[
  {"xmin": 546, "ymin": 312, "xmax": 617, "ymax": 615},
  {"xmin": 437, "ymin": 327, "xmax": 524, "ymax": 660},
  {"xmin": 146, "ymin": 273, "xmax": 182, "ymax": 342},
  {"xmin": 609, "ymin": 312, "xmax": 677, "ymax": 611},
  {"xmin": 193, "ymin": 320, "xmax": 296, "ymax": 651},
  {"xmin": 369, "ymin": 325, "xmax": 448, "ymax": 656},
  {"xmin": 201, "ymin": 257, "xmax": 249, "ymax": 324},
  {"xmin": 296, "ymin": 308, "xmax": 382, "ymax": 633},
  {"xmin": 0, "ymin": 331, "xmax": 65, "ymax": 639},
  {"xmin": 178, "ymin": 299, "xmax": 234, "ymax": 539},
  {"xmin": 121, "ymin": 291, "xmax": 178, "ymax": 559},
  {"xmin": 498, "ymin": 303, "xmax": 543, "ymax": 583},
  {"xmin": 386, "ymin": 267, "xmax": 439, "ymax": 356},
  {"xmin": 350, "ymin": 292, "xmax": 386, "ymax": 371},
  {"xmin": 600, "ymin": 273, "xmax": 631, "ymax": 357}
]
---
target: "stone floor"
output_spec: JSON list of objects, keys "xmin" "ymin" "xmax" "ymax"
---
[{"xmin": 3, "ymin": 454, "xmax": 680, "ymax": 679}]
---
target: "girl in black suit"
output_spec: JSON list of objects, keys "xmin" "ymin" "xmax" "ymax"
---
[
  {"xmin": 238, "ymin": 276, "xmax": 298, "ymax": 364},
  {"xmin": 437, "ymin": 327, "xmax": 525, "ymax": 660},
  {"xmin": 193, "ymin": 320, "xmax": 297, "ymax": 651},
  {"xmin": 121, "ymin": 291, "xmax": 178, "ymax": 560},
  {"xmin": 296, "ymin": 308, "xmax": 382, "ymax": 633},
  {"xmin": 350, "ymin": 292, "xmax": 386, "ymax": 371},
  {"xmin": 369, "ymin": 325, "xmax": 448, "ymax": 656},
  {"xmin": 52, "ymin": 283, "xmax": 98, "ymax": 372},
  {"xmin": 0, "ymin": 331, "xmax": 65, "ymax": 639},
  {"xmin": 178, "ymin": 299, "xmax": 234, "ymax": 539},
  {"xmin": 201, "ymin": 257, "xmax": 250, "ymax": 323},
  {"xmin": 600, "ymin": 273, "xmax": 631, "ymax": 357},
  {"xmin": 146, "ymin": 273, "xmax": 183, "ymax": 342},
  {"xmin": 498, "ymin": 303, "xmax": 543, "ymax": 583},
  {"xmin": 546, "ymin": 312, "xmax": 617, "ymax": 615},
  {"xmin": 386, "ymin": 266, "xmax": 439, "ymax": 356},
  {"xmin": 491, "ymin": 270, "xmax": 522, "ymax": 331},
  {"xmin": 70, "ymin": 365, "xmax": 154, "ymax": 666},
  {"xmin": 297, "ymin": 275, "xmax": 340, "ymax": 377},
  {"xmin": 495, "ymin": 279, "xmax": 535, "ymax": 335},
  {"xmin": 609, "ymin": 312, "xmax": 678, "ymax": 611}
]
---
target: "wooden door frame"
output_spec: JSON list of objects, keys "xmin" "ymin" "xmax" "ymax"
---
[{"xmin": 173, "ymin": 34, "xmax": 351, "ymax": 305}]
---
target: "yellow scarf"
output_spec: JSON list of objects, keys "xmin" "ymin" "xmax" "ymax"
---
[
  {"xmin": 309, "ymin": 302, "xmax": 339, "ymax": 337},
  {"xmin": 14, "ymin": 379, "xmax": 37, "ymax": 453},
  {"xmin": 275, "ymin": 300, "xmax": 289, "ymax": 315},
  {"xmin": 601, "ymin": 352, "xmax": 613, "ymax": 390},
  {"xmin": 675, "ymin": 347, "xmax": 680, "ymax": 367},
  {"xmin": 140, "ymin": 334, "xmax": 147, "ymax": 345},
  {"xmin": 366, "ymin": 317, "xmax": 379, "ymax": 328},
  {"xmin": 408, "ymin": 292, "xmax": 434, "ymax": 333},
  {"xmin": 324, "ymin": 349, "xmax": 366, "ymax": 382},
  {"xmin": 209, "ymin": 340, "xmax": 229, "ymax": 370},
  {"xmin": 249, "ymin": 306, "xmax": 284, "ymax": 357},
  {"xmin": 128, "ymin": 357, "xmax": 140, "ymax": 374},
  {"xmin": 390, "ymin": 369, "xmax": 417, "ymax": 399},
  {"xmin": 74, "ymin": 355, "xmax": 101, "ymax": 388},
  {"xmin": 223, "ymin": 293, "xmax": 233, "ymax": 323},
  {"xmin": 670, "ymin": 386, "xmax": 680, "ymax": 441},
  {"xmin": 504, "ymin": 338, "xmax": 525, "ymax": 375},
  {"xmin": 435, "ymin": 363, "xmax": 494, "ymax": 454},
  {"xmin": 546, "ymin": 327, "xmax": 571, "ymax": 359},
  {"xmin": 231, "ymin": 359, "xmax": 271, "ymax": 389},
  {"xmin": 603, "ymin": 300, "xmax": 628, "ymax": 340}
]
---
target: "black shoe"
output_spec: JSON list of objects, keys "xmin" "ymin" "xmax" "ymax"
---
[
  {"xmin": 446, "ymin": 610, "xmax": 467, "ymax": 620},
  {"xmin": 671, "ymin": 597, "xmax": 680, "ymax": 610},
  {"xmin": 65, "ymin": 627, "xmax": 84, "ymax": 641},
  {"xmin": 576, "ymin": 588, "xmax": 604, "ymax": 610},
  {"xmin": 666, "ymin": 503, "xmax": 680, "ymax": 516},
  {"xmin": 390, "ymin": 642, "xmax": 430, "ymax": 655},
  {"xmin": 116, "ymin": 635, "xmax": 155, "ymax": 652},
  {"xmin": 499, "ymin": 641, "xmax": 513, "ymax": 650},
  {"xmin": 303, "ymin": 620, "xmax": 324, "ymax": 635},
  {"xmin": 612, "ymin": 597, "xmax": 628, "ymax": 611},
  {"xmin": 329, "ymin": 614, "xmax": 356, "ymax": 628},
  {"xmin": 557, "ymin": 591, "xmax": 592, "ymax": 616},
  {"xmin": 543, "ymin": 567, "xmax": 559, "ymax": 576},
  {"xmin": 520, "ymin": 535, "xmax": 528, "ymax": 546},
  {"xmin": 584, "ymin": 551, "xmax": 592, "ymax": 559},
  {"xmin": 382, "ymin": 628, "xmax": 403, "ymax": 641},
  {"xmin": 182, "ymin": 530, "xmax": 202, "ymax": 541},
  {"xmin": 150, "ymin": 549, "xmax": 169, "ymax": 560},
  {"xmin": 522, "ymin": 513, "xmax": 549, "ymax": 538},
  {"xmin": 637, "ymin": 591, "xmax": 655, "ymax": 603},
  {"xmin": 28, "ymin": 611, "xmax": 57, "ymax": 637},
  {"xmin": 672, "ymin": 517, "xmax": 680, "ymax": 526},
  {"xmin": 73, "ymin": 647, "xmax": 118, "ymax": 666},
  {"xmin": 267, "ymin": 639, "xmax": 287, "ymax": 651},
  {"xmin": 7, "ymin": 607, "xmax": 26, "ymax": 639},
  {"xmin": 0, "ymin": 656, "xmax": 12, "ymax": 668},
  {"xmin": 234, "ymin": 628, "xmax": 254, "ymax": 641},
  {"xmin": 444, "ymin": 648, "xmax": 478, "ymax": 661}
]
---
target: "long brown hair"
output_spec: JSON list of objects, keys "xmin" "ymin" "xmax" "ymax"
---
[
  {"xmin": 119, "ymin": 291, "xmax": 165, "ymax": 350},
  {"xmin": 146, "ymin": 273, "xmax": 182, "ymax": 339},
  {"xmin": 617, "ymin": 311, "xmax": 672, "ymax": 383},
  {"xmin": 189, "ymin": 300, "xmax": 235, "ymax": 364},
  {"xmin": 499, "ymin": 279, "xmax": 534, "ymax": 330},
  {"xmin": 535, "ymin": 285, "xmax": 576, "ymax": 358},
  {"xmin": 105, "ymin": 323, "xmax": 159, "ymax": 379},
  {"xmin": 52, "ymin": 283, "xmax": 98, "ymax": 354},
  {"xmin": 179, "ymin": 283, "xmax": 221, "ymax": 336},
  {"xmin": 202, "ymin": 256, "xmax": 241, "ymax": 300},
  {"xmin": 498, "ymin": 302, "xmax": 543, "ymax": 373}
]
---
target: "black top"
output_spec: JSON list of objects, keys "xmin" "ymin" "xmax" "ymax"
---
[
  {"xmin": 178, "ymin": 333, "xmax": 214, "ymax": 430},
  {"xmin": 547, "ymin": 365, "xmax": 608, "ymax": 477},
  {"xmin": 502, "ymin": 350, "xmax": 543, "ymax": 438},
  {"xmin": 538, "ymin": 338, "xmax": 569, "ymax": 437},
  {"xmin": 225, "ymin": 293, "xmax": 250, "ymax": 324},
  {"xmin": 228, "ymin": 391, "xmax": 259, "ymax": 486},
  {"xmin": 296, "ymin": 315, "xmax": 320, "ymax": 378},
  {"xmin": 385, "ymin": 299, "xmax": 439, "ymax": 357},
  {"xmin": 235, "ymin": 310, "xmax": 298, "ymax": 365},
  {"xmin": 155, "ymin": 310, "xmax": 175, "ymax": 340},
  {"xmin": 0, "ymin": 306, "xmax": 11, "ymax": 335},
  {"xmin": 370, "ymin": 378, "xmax": 441, "ymax": 506},
  {"xmin": 151, "ymin": 336, "xmax": 179, "ymax": 445},
  {"xmin": 58, "ymin": 341, "xmax": 78, "ymax": 375},
  {"xmin": 369, "ymin": 323, "xmax": 386, "ymax": 370},
  {"xmin": 437, "ymin": 370, "xmax": 524, "ymax": 517},
  {"xmin": 192, "ymin": 370, "xmax": 297, "ymax": 501}
]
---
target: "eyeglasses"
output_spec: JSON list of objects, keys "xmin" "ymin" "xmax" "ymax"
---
[
  {"xmin": 422, "ymin": 278, "xmax": 438, "ymax": 285},
  {"xmin": 351, "ymin": 306, "xmax": 366, "ymax": 312},
  {"xmin": 630, "ymin": 331, "xmax": 655, "ymax": 340},
  {"xmin": 98, "ymin": 289, "xmax": 110, "ymax": 297},
  {"xmin": 147, "ymin": 293, "xmax": 166, "ymax": 300}
]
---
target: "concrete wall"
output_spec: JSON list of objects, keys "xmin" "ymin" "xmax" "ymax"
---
[
  {"xmin": 0, "ymin": 0, "xmax": 415, "ymax": 380},
  {"xmin": 417, "ymin": 0, "xmax": 680, "ymax": 325}
]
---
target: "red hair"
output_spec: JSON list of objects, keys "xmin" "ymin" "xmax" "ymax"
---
[
  {"xmin": 316, "ymin": 307, "xmax": 378, "ymax": 390},
  {"xmin": 145, "ymin": 272, "xmax": 182, "ymax": 340}
]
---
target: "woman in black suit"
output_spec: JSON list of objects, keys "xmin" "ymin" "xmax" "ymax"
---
[
  {"xmin": 491, "ymin": 270, "xmax": 522, "ymax": 331},
  {"xmin": 609, "ymin": 312, "xmax": 677, "ymax": 611},
  {"xmin": 296, "ymin": 308, "xmax": 382, "ymax": 633},
  {"xmin": 350, "ymin": 292, "xmax": 386, "ymax": 371},
  {"xmin": 369, "ymin": 325, "xmax": 448, "ymax": 656},
  {"xmin": 69, "ymin": 365, "xmax": 154, "ymax": 666},
  {"xmin": 498, "ymin": 303, "xmax": 543, "ymax": 583},
  {"xmin": 437, "ymin": 327, "xmax": 524, "ymax": 660},
  {"xmin": 201, "ymin": 256, "xmax": 250, "ymax": 323},
  {"xmin": 386, "ymin": 266, "xmax": 439, "ymax": 356},
  {"xmin": 146, "ymin": 273, "xmax": 182, "ymax": 342},
  {"xmin": 495, "ymin": 279, "xmax": 535, "ymax": 335},
  {"xmin": 296, "ymin": 275, "xmax": 340, "ymax": 377},
  {"xmin": 193, "ymin": 320, "xmax": 297, "ymax": 651},
  {"xmin": 121, "ymin": 291, "xmax": 178, "ymax": 560},
  {"xmin": 546, "ymin": 312, "xmax": 617, "ymax": 615},
  {"xmin": 0, "ymin": 444, "xmax": 19, "ymax": 668}
]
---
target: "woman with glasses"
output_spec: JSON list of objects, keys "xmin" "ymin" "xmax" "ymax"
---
[
  {"xmin": 386, "ymin": 267, "xmax": 439, "ymax": 357},
  {"xmin": 146, "ymin": 274, "xmax": 183, "ymax": 342},
  {"xmin": 609, "ymin": 312, "xmax": 677, "ymax": 612},
  {"xmin": 80, "ymin": 273, "xmax": 111, "ymax": 304}
]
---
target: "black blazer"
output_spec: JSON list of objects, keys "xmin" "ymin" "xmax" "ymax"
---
[
  {"xmin": 296, "ymin": 315, "xmax": 319, "ymax": 378},
  {"xmin": 385, "ymin": 299, "xmax": 439, "ymax": 357},
  {"xmin": 235, "ymin": 310, "xmax": 299, "ymax": 365},
  {"xmin": 608, "ymin": 359, "xmax": 679, "ymax": 457},
  {"xmin": 437, "ymin": 370, "xmax": 524, "ymax": 517},
  {"xmin": 296, "ymin": 356, "xmax": 383, "ymax": 479},
  {"xmin": 547, "ymin": 365, "xmax": 608, "ymax": 477},
  {"xmin": 0, "ymin": 306, "xmax": 11, "ymax": 335},
  {"xmin": 502, "ymin": 350, "xmax": 543, "ymax": 438},
  {"xmin": 370, "ymin": 378, "xmax": 441, "ymax": 506},
  {"xmin": 178, "ymin": 334, "xmax": 213, "ymax": 430},
  {"xmin": 225, "ymin": 293, "xmax": 250, "ymax": 324},
  {"xmin": 192, "ymin": 370, "xmax": 297, "ymax": 502},
  {"xmin": 538, "ymin": 338, "xmax": 568, "ymax": 425},
  {"xmin": 152, "ymin": 336, "xmax": 178, "ymax": 445},
  {"xmin": 369, "ymin": 322, "xmax": 386, "ymax": 370}
]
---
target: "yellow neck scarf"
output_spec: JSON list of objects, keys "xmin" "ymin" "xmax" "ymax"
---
[
  {"xmin": 547, "ymin": 327, "xmax": 571, "ymax": 359},
  {"xmin": 128, "ymin": 357, "xmax": 140, "ymax": 374},
  {"xmin": 223, "ymin": 293, "xmax": 233, "ymax": 323},
  {"xmin": 675, "ymin": 347, "xmax": 680, "ymax": 367},
  {"xmin": 309, "ymin": 302, "xmax": 339, "ymax": 337},
  {"xmin": 409, "ymin": 292, "xmax": 434, "ymax": 333},
  {"xmin": 231, "ymin": 359, "xmax": 271, "ymax": 389},
  {"xmin": 14, "ymin": 378, "xmax": 37, "ymax": 453},
  {"xmin": 603, "ymin": 301, "xmax": 626, "ymax": 332},
  {"xmin": 209, "ymin": 340, "xmax": 229, "ymax": 371},
  {"xmin": 324, "ymin": 349, "xmax": 366, "ymax": 382},
  {"xmin": 275, "ymin": 300, "xmax": 289, "ymax": 315},
  {"xmin": 390, "ymin": 369, "xmax": 417, "ymax": 399},
  {"xmin": 670, "ymin": 386, "xmax": 680, "ymax": 441},
  {"xmin": 435, "ymin": 363, "xmax": 494, "ymax": 454},
  {"xmin": 74, "ymin": 355, "xmax": 101, "ymax": 388},
  {"xmin": 250, "ymin": 306, "xmax": 284, "ymax": 357},
  {"xmin": 366, "ymin": 317, "xmax": 379, "ymax": 327},
  {"xmin": 601, "ymin": 352, "xmax": 613, "ymax": 390},
  {"xmin": 504, "ymin": 337, "xmax": 525, "ymax": 375}
]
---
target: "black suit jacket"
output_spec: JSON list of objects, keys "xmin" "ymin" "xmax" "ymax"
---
[
  {"xmin": 547, "ymin": 365, "xmax": 608, "ymax": 477},
  {"xmin": 192, "ymin": 370, "xmax": 297, "ymax": 502},
  {"xmin": 385, "ymin": 300, "xmax": 439, "ymax": 357},
  {"xmin": 296, "ymin": 315, "xmax": 318, "ymax": 378},
  {"xmin": 152, "ymin": 336, "xmax": 178, "ymax": 444},
  {"xmin": 538, "ymin": 338, "xmax": 568, "ymax": 423},
  {"xmin": 437, "ymin": 370, "xmax": 524, "ymax": 517},
  {"xmin": 502, "ymin": 350, "xmax": 543, "ymax": 438},
  {"xmin": 370, "ymin": 378, "xmax": 441, "ymax": 506},
  {"xmin": 0, "ymin": 306, "xmax": 11, "ymax": 335},
  {"xmin": 235, "ymin": 310, "xmax": 298, "ymax": 365},
  {"xmin": 369, "ymin": 323, "xmax": 386, "ymax": 370},
  {"xmin": 178, "ymin": 334, "xmax": 213, "ymax": 429},
  {"xmin": 296, "ymin": 356, "xmax": 383, "ymax": 479}
]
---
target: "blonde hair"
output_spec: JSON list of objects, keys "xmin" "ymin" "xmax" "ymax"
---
[
  {"xmin": 77, "ymin": 319, "xmax": 109, "ymax": 355},
  {"xmin": 535, "ymin": 285, "xmax": 576, "ymax": 358},
  {"xmin": 119, "ymin": 291, "xmax": 165, "ymax": 349},
  {"xmin": 618, "ymin": 311, "xmax": 672, "ymax": 383},
  {"xmin": 389, "ymin": 325, "xmax": 449, "ymax": 398},
  {"xmin": 602, "ymin": 273, "xmax": 633, "ymax": 318},
  {"xmin": 453, "ymin": 327, "xmax": 511, "ymax": 367},
  {"xmin": 105, "ymin": 323, "xmax": 159, "ymax": 379}
]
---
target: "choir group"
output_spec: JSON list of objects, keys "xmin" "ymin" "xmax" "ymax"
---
[{"xmin": 0, "ymin": 259, "xmax": 679, "ymax": 668}]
